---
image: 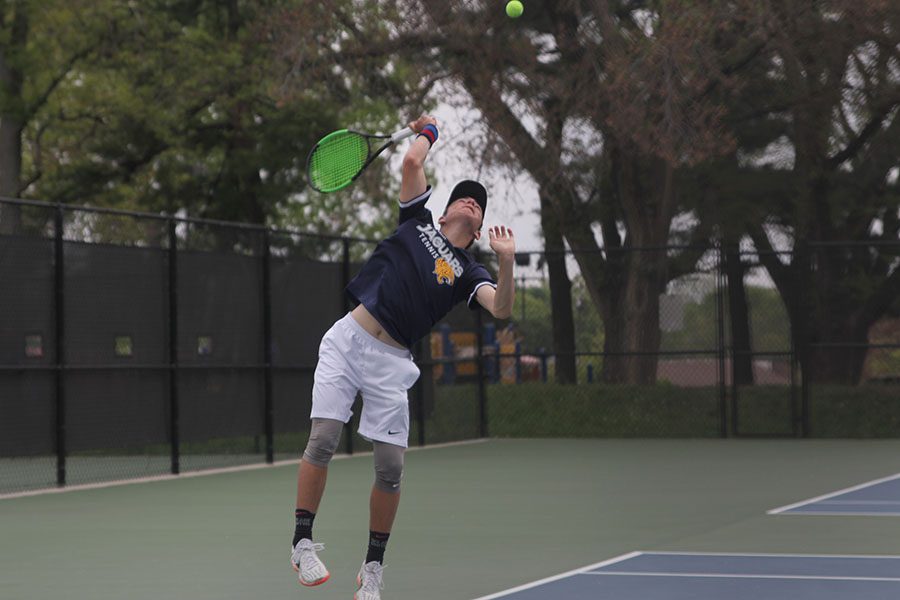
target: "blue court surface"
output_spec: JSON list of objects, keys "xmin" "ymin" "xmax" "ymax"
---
[
  {"xmin": 471, "ymin": 552, "xmax": 900, "ymax": 600},
  {"xmin": 769, "ymin": 473, "xmax": 900, "ymax": 516}
]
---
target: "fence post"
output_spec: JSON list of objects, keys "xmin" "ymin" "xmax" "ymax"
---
[
  {"xmin": 53, "ymin": 204, "xmax": 66, "ymax": 487},
  {"xmin": 797, "ymin": 241, "xmax": 811, "ymax": 438},
  {"xmin": 539, "ymin": 348, "xmax": 547, "ymax": 382},
  {"xmin": 715, "ymin": 240, "xmax": 729, "ymax": 438},
  {"xmin": 262, "ymin": 229, "xmax": 274, "ymax": 463},
  {"xmin": 482, "ymin": 321, "xmax": 497, "ymax": 382},
  {"xmin": 440, "ymin": 324, "xmax": 454, "ymax": 384},
  {"xmin": 476, "ymin": 304, "xmax": 487, "ymax": 438},
  {"xmin": 167, "ymin": 218, "xmax": 180, "ymax": 475},
  {"xmin": 515, "ymin": 342, "xmax": 522, "ymax": 383}
]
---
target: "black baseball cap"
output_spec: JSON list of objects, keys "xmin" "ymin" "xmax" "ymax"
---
[{"xmin": 445, "ymin": 180, "xmax": 487, "ymax": 218}]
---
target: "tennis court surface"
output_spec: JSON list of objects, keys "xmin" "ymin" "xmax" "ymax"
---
[
  {"xmin": 770, "ymin": 473, "xmax": 900, "ymax": 516},
  {"xmin": 4, "ymin": 438, "xmax": 900, "ymax": 600},
  {"xmin": 474, "ymin": 552, "xmax": 900, "ymax": 600}
]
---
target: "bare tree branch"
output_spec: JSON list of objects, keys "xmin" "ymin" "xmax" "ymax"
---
[{"xmin": 826, "ymin": 91, "xmax": 900, "ymax": 169}]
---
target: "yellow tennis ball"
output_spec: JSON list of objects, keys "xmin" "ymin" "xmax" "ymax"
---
[{"xmin": 506, "ymin": 0, "xmax": 523, "ymax": 18}]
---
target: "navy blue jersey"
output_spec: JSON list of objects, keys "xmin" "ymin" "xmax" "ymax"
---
[{"xmin": 345, "ymin": 187, "xmax": 496, "ymax": 348}]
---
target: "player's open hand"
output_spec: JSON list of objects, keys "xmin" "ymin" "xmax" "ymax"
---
[
  {"xmin": 488, "ymin": 225, "xmax": 515, "ymax": 258},
  {"xmin": 408, "ymin": 114, "xmax": 438, "ymax": 133}
]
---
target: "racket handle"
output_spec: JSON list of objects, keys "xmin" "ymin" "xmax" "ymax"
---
[{"xmin": 391, "ymin": 127, "xmax": 416, "ymax": 143}]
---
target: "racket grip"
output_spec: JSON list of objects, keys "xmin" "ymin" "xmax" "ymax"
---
[{"xmin": 391, "ymin": 128, "xmax": 416, "ymax": 143}]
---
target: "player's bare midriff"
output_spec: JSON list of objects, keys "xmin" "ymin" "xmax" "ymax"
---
[{"xmin": 350, "ymin": 304, "xmax": 406, "ymax": 349}]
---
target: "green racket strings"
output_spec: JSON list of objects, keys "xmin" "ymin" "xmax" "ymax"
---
[{"xmin": 308, "ymin": 130, "xmax": 369, "ymax": 192}]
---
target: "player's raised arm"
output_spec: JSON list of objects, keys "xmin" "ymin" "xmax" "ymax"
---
[
  {"xmin": 399, "ymin": 115, "xmax": 438, "ymax": 203},
  {"xmin": 476, "ymin": 226, "xmax": 516, "ymax": 319}
]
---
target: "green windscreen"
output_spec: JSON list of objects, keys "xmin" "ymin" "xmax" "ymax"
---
[{"xmin": 307, "ymin": 130, "xmax": 369, "ymax": 192}]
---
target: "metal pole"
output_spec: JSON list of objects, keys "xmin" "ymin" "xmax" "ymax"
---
[
  {"xmin": 53, "ymin": 205, "xmax": 66, "ymax": 487},
  {"xmin": 515, "ymin": 342, "xmax": 522, "ymax": 383},
  {"xmin": 715, "ymin": 241, "xmax": 728, "ymax": 438},
  {"xmin": 476, "ymin": 301, "xmax": 487, "ymax": 438},
  {"xmin": 494, "ymin": 343, "xmax": 501, "ymax": 383},
  {"xmin": 798, "ymin": 242, "xmax": 811, "ymax": 438},
  {"xmin": 520, "ymin": 275, "xmax": 525, "ymax": 322},
  {"xmin": 790, "ymin": 336, "xmax": 799, "ymax": 438},
  {"xmin": 788, "ymin": 244, "xmax": 800, "ymax": 438},
  {"xmin": 167, "ymin": 218, "xmax": 180, "ymax": 474},
  {"xmin": 262, "ymin": 229, "xmax": 274, "ymax": 463}
]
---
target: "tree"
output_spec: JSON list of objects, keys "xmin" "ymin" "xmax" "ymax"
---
[
  {"xmin": 736, "ymin": 0, "xmax": 900, "ymax": 384},
  {"xmin": 0, "ymin": 0, "xmax": 118, "ymax": 233},
  {"xmin": 400, "ymin": 0, "xmax": 755, "ymax": 382},
  {"xmin": 269, "ymin": 0, "xmax": 765, "ymax": 383},
  {"xmin": 2, "ymin": 1, "xmax": 411, "ymax": 241},
  {"xmin": 538, "ymin": 192, "xmax": 577, "ymax": 382}
]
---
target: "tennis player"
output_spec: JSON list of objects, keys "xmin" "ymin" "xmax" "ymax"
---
[{"xmin": 290, "ymin": 115, "xmax": 515, "ymax": 599}]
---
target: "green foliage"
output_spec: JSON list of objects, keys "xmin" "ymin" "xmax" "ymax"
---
[
  {"xmin": 475, "ymin": 381, "xmax": 900, "ymax": 439},
  {"xmin": 486, "ymin": 382, "xmax": 722, "ymax": 438},
  {"xmin": 509, "ymin": 284, "xmax": 553, "ymax": 352},
  {"xmin": 510, "ymin": 275, "xmax": 605, "ymax": 353},
  {"xmin": 8, "ymin": 0, "xmax": 416, "ymax": 238},
  {"xmin": 659, "ymin": 285, "xmax": 791, "ymax": 353},
  {"xmin": 730, "ymin": 383, "xmax": 900, "ymax": 438},
  {"xmin": 809, "ymin": 385, "xmax": 900, "ymax": 437}
]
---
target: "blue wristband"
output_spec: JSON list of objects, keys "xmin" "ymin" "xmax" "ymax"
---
[{"xmin": 417, "ymin": 124, "xmax": 439, "ymax": 146}]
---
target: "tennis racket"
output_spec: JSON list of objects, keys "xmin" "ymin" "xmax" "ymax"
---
[{"xmin": 306, "ymin": 126, "xmax": 416, "ymax": 193}]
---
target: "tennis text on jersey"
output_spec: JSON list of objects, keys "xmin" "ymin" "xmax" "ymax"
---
[{"xmin": 417, "ymin": 224, "xmax": 463, "ymax": 285}]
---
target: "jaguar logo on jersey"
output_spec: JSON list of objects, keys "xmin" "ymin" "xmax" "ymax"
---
[
  {"xmin": 433, "ymin": 258, "xmax": 455, "ymax": 286},
  {"xmin": 416, "ymin": 224, "xmax": 463, "ymax": 285}
]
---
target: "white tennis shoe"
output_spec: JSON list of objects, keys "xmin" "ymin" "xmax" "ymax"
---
[
  {"xmin": 290, "ymin": 539, "xmax": 330, "ymax": 586},
  {"xmin": 354, "ymin": 561, "xmax": 384, "ymax": 600}
]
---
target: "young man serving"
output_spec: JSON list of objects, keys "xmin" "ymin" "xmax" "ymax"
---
[{"xmin": 290, "ymin": 115, "xmax": 515, "ymax": 599}]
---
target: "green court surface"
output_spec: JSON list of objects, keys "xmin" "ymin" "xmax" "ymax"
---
[{"xmin": 3, "ymin": 438, "xmax": 900, "ymax": 600}]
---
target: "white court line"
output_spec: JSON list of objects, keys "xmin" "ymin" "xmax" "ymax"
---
[
  {"xmin": 819, "ymin": 500, "xmax": 900, "ymax": 505},
  {"xmin": 767, "ymin": 472, "xmax": 900, "ymax": 515},
  {"xmin": 468, "ymin": 552, "xmax": 643, "ymax": 600},
  {"xmin": 771, "ymin": 510, "xmax": 900, "ymax": 517},
  {"xmin": 580, "ymin": 571, "xmax": 900, "ymax": 583},
  {"xmin": 470, "ymin": 551, "xmax": 900, "ymax": 599},
  {"xmin": 646, "ymin": 551, "xmax": 900, "ymax": 559},
  {"xmin": 0, "ymin": 438, "xmax": 489, "ymax": 501}
]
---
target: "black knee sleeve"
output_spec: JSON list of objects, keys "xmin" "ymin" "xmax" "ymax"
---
[
  {"xmin": 373, "ymin": 441, "xmax": 404, "ymax": 493},
  {"xmin": 302, "ymin": 418, "xmax": 343, "ymax": 467}
]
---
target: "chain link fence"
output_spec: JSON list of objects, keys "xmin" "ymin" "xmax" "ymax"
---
[
  {"xmin": 0, "ymin": 199, "xmax": 389, "ymax": 493},
  {"xmin": 2, "ymin": 198, "xmax": 899, "ymax": 494},
  {"xmin": 478, "ymin": 246, "xmax": 726, "ymax": 438}
]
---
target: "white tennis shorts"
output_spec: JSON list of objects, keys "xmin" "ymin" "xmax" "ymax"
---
[{"xmin": 310, "ymin": 313, "xmax": 420, "ymax": 447}]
